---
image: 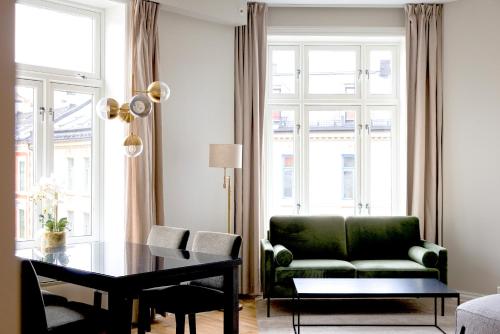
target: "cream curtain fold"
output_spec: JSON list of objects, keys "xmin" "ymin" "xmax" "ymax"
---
[
  {"xmin": 405, "ymin": 4, "xmax": 443, "ymax": 243},
  {"xmin": 234, "ymin": 2, "xmax": 268, "ymax": 295},
  {"xmin": 126, "ymin": 0, "xmax": 164, "ymax": 244}
]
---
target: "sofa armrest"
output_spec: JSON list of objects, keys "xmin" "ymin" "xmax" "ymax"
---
[
  {"xmin": 261, "ymin": 239, "xmax": 275, "ymax": 297},
  {"xmin": 421, "ymin": 240, "xmax": 448, "ymax": 284}
]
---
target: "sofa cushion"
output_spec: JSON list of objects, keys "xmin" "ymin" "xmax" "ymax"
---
[
  {"xmin": 346, "ymin": 216, "xmax": 421, "ymax": 260},
  {"xmin": 275, "ymin": 259, "xmax": 356, "ymax": 284},
  {"xmin": 352, "ymin": 260, "xmax": 439, "ymax": 279},
  {"xmin": 408, "ymin": 246, "xmax": 438, "ymax": 268},
  {"xmin": 273, "ymin": 244, "xmax": 293, "ymax": 267},
  {"xmin": 270, "ymin": 216, "xmax": 348, "ymax": 259}
]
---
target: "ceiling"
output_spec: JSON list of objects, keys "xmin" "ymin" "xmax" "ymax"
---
[{"xmin": 266, "ymin": 0, "xmax": 456, "ymax": 6}]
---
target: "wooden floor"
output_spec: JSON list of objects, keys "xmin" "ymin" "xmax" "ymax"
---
[{"xmin": 131, "ymin": 298, "xmax": 258, "ymax": 334}]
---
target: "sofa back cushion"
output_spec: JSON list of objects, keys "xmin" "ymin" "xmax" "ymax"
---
[
  {"xmin": 269, "ymin": 216, "xmax": 348, "ymax": 260},
  {"xmin": 346, "ymin": 216, "xmax": 420, "ymax": 260}
]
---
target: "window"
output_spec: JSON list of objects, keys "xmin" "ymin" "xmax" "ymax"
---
[
  {"xmin": 15, "ymin": 0, "xmax": 102, "ymax": 245},
  {"xmin": 266, "ymin": 37, "xmax": 404, "ymax": 217},
  {"xmin": 342, "ymin": 155, "xmax": 355, "ymax": 200},
  {"xmin": 15, "ymin": 0, "xmax": 101, "ymax": 78}
]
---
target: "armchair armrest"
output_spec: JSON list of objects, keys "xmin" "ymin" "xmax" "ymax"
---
[
  {"xmin": 421, "ymin": 240, "xmax": 448, "ymax": 284},
  {"xmin": 260, "ymin": 239, "xmax": 274, "ymax": 297}
]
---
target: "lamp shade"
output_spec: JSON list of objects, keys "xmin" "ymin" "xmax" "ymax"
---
[{"xmin": 209, "ymin": 144, "xmax": 242, "ymax": 169}]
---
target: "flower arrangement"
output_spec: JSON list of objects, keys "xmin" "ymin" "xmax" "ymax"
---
[{"xmin": 30, "ymin": 176, "xmax": 70, "ymax": 233}]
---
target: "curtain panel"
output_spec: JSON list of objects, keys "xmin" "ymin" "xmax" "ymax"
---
[
  {"xmin": 234, "ymin": 2, "xmax": 268, "ymax": 295},
  {"xmin": 405, "ymin": 4, "xmax": 443, "ymax": 244},
  {"xmin": 126, "ymin": 0, "xmax": 164, "ymax": 244}
]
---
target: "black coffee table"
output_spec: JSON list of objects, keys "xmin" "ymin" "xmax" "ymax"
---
[{"xmin": 292, "ymin": 278, "xmax": 460, "ymax": 334}]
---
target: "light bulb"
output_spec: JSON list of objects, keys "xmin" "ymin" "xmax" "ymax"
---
[
  {"xmin": 96, "ymin": 97, "xmax": 119, "ymax": 120},
  {"xmin": 147, "ymin": 81, "xmax": 171, "ymax": 103},
  {"xmin": 129, "ymin": 94, "xmax": 152, "ymax": 118},
  {"xmin": 123, "ymin": 133, "xmax": 143, "ymax": 157}
]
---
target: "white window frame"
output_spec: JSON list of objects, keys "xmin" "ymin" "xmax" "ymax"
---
[
  {"xmin": 15, "ymin": 0, "xmax": 104, "ymax": 249},
  {"xmin": 15, "ymin": 0, "xmax": 102, "ymax": 80},
  {"xmin": 265, "ymin": 35, "xmax": 405, "ymax": 221}
]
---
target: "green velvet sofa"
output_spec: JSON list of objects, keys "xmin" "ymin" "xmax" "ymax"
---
[{"xmin": 260, "ymin": 216, "xmax": 447, "ymax": 316}]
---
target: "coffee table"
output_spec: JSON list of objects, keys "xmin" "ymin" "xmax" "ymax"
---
[{"xmin": 292, "ymin": 278, "xmax": 460, "ymax": 334}]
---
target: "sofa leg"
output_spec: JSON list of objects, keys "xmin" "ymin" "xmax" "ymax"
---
[
  {"xmin": 267, "ymin": 297, "xmax": 270, "ymax": 317},
  {"xmin": 441, "ymin": 297, "xmax": 445, "ymax": 316}
]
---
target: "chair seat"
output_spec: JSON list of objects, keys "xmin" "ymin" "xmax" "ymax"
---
[
  {"xmin": 351, "ymin": 260, "xmax": 439, "ymax": 278},
  {"xmin": 142, "ymin": 284, "xmax": 224, "ymax": 314},
  {"xmin": 46, "ymin": 302, "xmax": 108, "ymax": 334},
  {"xmin": 42, "ymin": 290, "xmax": 69, "ymax": 306},
  {"xmin": 275, "ymin": 259, "xmax": 356, "ymax": 284},
  {"xmin": 457, "ymin": 294, "xmax": 500, "ymax": 334}
]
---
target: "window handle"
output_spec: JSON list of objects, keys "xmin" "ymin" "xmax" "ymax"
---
[
  {"xmin": 365, "ymin": 124, "xmax": 371, "ymax": 134},
  {"xmin": 48, "ymin": 108, "xmax": 54, "ymax": 121},
  {"xmin": 296, "ymin": 203, "xmax": 301, "ymax": 214},
  {"xmin": 365, "ymin": 203, "xmax": 371, "ymax": 215},
  {"xmin": 358, "ymin": 69, "xmax": 363, "ymax": 81},
  {"xmin": 296, "ymin": 69, "xmax": 301, "ymax": 79},
  {"xmin": 357, "ymin": 202, "xmax": 363, "ymax": 214},
  {"xmin": 365, "ymin": 69, "xmax": 370, "ymax": 80},
  {"xmin": 39, "ymin": 107, "xmax": 46, "ymax": 122}
]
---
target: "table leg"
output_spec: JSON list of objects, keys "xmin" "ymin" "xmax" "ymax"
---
[
  {"xmin": 434, "ymin": 297, "xmax": 437, "ymax": 327},
  {"xmin": 441, "ymin": 296, "xmax": 445, "ymax": 316},
  {"xmin": 108, "ymin": 292, "xmax": 132, "ymax": 334},
  {"xmin": 223, "ymin": 266, "xmax": 239, "ymax": 334}
]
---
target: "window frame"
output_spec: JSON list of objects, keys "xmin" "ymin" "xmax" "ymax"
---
[
  {"xmin": 265, "ymin": 37, "xmax": 404, "ymax": 219},
  {"xmin": 15, "ymin": 0, "xmax": 102, "ymax": 80},
  {"xmin": 15, "ymin": 0, "xmax": 104, "ymax": 249}
]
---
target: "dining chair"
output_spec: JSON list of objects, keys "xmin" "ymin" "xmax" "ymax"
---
[
  {"xmin": 146, "ymin": 225, "xmax": 190, "ymax": 249},
  {"xmin": 21, "ymin": 259, "xmax": 109, "ymax": 334},
  {"xmin": 137, "ymin": 231, "xmax": 242, "ymax": 334}
]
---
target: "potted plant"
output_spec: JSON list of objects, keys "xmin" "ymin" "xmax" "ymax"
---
[{"xmin": 30, "ymin": 177, "xmax": 70, "ymax": 251}]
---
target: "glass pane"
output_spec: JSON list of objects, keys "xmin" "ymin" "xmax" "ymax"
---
[
  {"xmin": 308, "ymin": 49, "xmax": 357, "ymax": 95},
  {"xmin": 271, "ymin": 108, "xmax": 296, "ymax": 214},
  {"xmin": 271, "ymin": 49, "xmax": 296, "ymax": 95},
  {"xmin": 369, "ymin": 108, "xmax": 393, "ymax": 215},
  {"xmin": 15, "ymin": 3, "xmax": 94, "ymax": 73},
  {"xmin": 15, "ymin": 85, "xmax": 37, "ymax": 240},
  {"xmin": 53, "ymin": 89, "xmax": 93, "ymax": 237},
  {"xmin": 308, "ymin": 109, "xmax": 357, "ymax": 215},
  {"xmin": 368, "ymin": 50, "xmax": 394, "ymax": 95}
]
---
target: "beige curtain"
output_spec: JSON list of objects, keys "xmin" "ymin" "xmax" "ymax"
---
[
  {"xmin": 234, "ymin": 2, "xmax": 268, "ymax": 295},
  {"xmin": 405, "ymin": 4, "xmax": 443, "ymax": 244},
  {"xmin": 126, "ymin": 0, "xmax": 164, "ymax": 244}
]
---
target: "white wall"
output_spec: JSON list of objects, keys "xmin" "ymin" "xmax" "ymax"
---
[
  {"xmin": 443, "ymin": 0, "xmax": 500, "ymax": 294},
  {"xmin": 0, "ymin": 0, "xmax": 19, "ymax": 333},
  {"xmin": 158, "ymin": 10, "xmax": 235, "ymax": 243},
  {"xmin": 268, "ymin": 7, "xmax": 405, "ymax": 29}
]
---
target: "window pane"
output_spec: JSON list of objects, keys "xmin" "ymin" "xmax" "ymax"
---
[
  {"xmin": 308, "ymin": 108, "xmax": 357, "ymax": 215},
  {"xmin": 53, "ymin": 89, "xmax": 93, "ymax": 237},
  {"xmin": 15, "ymin": 84, "xmax": 37, "ymax": 241},
  {"xmin": 15, "ymin": 3, "xmax": 94, "ymax": 73},
  {"xmin": 368, "ymin": 49, "xmax": 394, "ymax": 95},
  {"xmin": 369, "ymin": 108, "xmax": 393, "ymax": 215},
  {"xmin": 271, "ymin": 49, "xmax": 296, "ymax": 95},
  {"xmin": 308, "ymin": 49, "xmax": 357, "ymax": 95},
  {"xmin": 271, "ymin": 108, "xmax": 296, "ymax": 214}
]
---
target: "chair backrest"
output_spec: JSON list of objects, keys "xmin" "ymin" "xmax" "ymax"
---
[
  {"xmin": 146, "ymin": 225, "xmax": 190, "ymax": 250},
  {"xmin": 190, "ymin": 231, "xmax": 242, "ymax": 290},
  {"xmin": 192, "ymin": 231, "xmax": 242, "ymax": 258},
  {"xmin": 20, "ymin": 260, "xmax": 48, "ymax": 334},
  {"xmin": 269, "ymin": 216, "xmax": 348, "ymax": 260},
  {"xmin": 345, "ymin": 216, "xmax": 421, "ymax": 260}
]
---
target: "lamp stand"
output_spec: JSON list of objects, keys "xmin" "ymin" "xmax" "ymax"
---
[{"xmin": 223, "ymin": 168, "xmax": 232, "ymax": 234}]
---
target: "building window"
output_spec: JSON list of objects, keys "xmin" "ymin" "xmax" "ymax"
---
[
  {"xmin": 15, "ymin": 0, "xmax": 102, "ymax": 245},
  {"xmin": 266, "ymin": 37, "xmax": 405, "ymax": 217},
  {"xmin": 282, "ymin": 155, "xmax": 294, "ymax": 199},
  {"xmin": 18, "ymin": 159, "xmax": 26, "ymax": 192},
  {"xmin": 342, "ymin": 155, "xmax": 354, "ymax": 200},
  {"xmin": 18, "ymin": 208, "xmax": 26, "ymax": 240}
]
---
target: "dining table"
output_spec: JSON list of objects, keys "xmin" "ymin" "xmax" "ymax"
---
[{"xmin": 16, "ymin": 241, "xmax": 242, "ymax": 334}]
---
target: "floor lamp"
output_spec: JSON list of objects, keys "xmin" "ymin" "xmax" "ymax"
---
[{"xmin": 209, "ymin": 144, "xmax": 242, "ymax": 234}]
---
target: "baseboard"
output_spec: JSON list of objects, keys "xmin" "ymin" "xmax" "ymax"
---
[{"xmin": 458, "ymin": 290, "xmax": 485, "ymax": 302}]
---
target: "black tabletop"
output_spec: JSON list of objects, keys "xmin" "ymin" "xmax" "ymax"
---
[
  {"xmin": 16, "ymin": 241, "xmax": 240, "ymax": 278},
  {"xmin": 293, "ymin": 278, "xmax": 459, "ymax": 298}
]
